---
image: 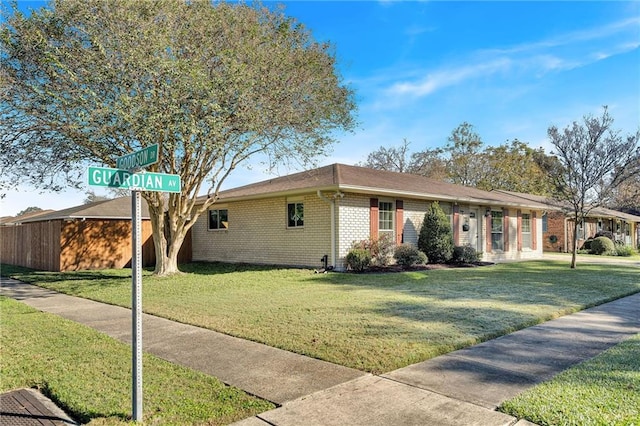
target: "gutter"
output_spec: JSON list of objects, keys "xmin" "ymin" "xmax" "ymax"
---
[{"xmin": 317, "ymin": 190, "xmax": 343, "ymax": 268}]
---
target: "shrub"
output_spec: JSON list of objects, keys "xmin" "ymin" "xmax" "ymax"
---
[
  {"xmin": 581, "ymin": 239, "xmax": 594, "ymax": 252},
  {"xmin": 594, "ymin": 230, "xmax": 614, "ymax": 241},
  {"xmin": 590, "ymin": 236, "xmax": 615, "ymax": 255},
  {"xmin": 352, "ymin": 234, "xmax": 395, "ymax": 267},
  {"xmin": 614, "ymin": 245, "xmax": 634, "ymax": 257},
  {"xmin": 393, "ymin": 244, "xmax": 428, "ymax": 268},
  {"xmin": 450, "ymin": 245, "xmax": 481, "ymax": 264},
  {"xmin": 417, "ymin": 201, "xmax": 454, "ymax": 264},
  {"xmin": 345, "ymin": 248, "xmax": 372, "ymax": 272}
]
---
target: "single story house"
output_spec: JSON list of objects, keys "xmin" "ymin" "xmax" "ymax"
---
[
  {"xmin": 0, "ymin": 197, "xmax": 191, "ymax": 272},
  {"xmin": 492, "ymin": 190, "xmax": 640, "ymax": 252},
  {"xmin": 192, "ymin": 163, "xmax": 549, "ymax": 270}
]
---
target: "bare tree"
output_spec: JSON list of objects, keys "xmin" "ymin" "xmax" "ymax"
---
[
  {"xmin": 359, "ymin": 138, "xmax": 413, "ymax": 172},
  {"xmin": 1, "ymin": 0, "xmax": 356, "ymax": 275},
  {"xmin": 543, "ymin": 106, "xmax": 640, "ymax": 268}
]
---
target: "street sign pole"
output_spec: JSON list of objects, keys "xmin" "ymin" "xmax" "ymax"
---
[
  {"xmin": 131, "ymin": 190, "xmax": 143, "ymax": 423},
  {"xmin": 89, "ymin": 145, "xmax": 181, "ymax": 424}
]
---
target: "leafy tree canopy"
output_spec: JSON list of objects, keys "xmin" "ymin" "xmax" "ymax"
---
[
  {"xmin": 1, "ymin": 0, "xmax": 356, "ymax": 274},
  {"xmin": 360, "ymin": 125, "xmax": 554, "ymax": 195}
]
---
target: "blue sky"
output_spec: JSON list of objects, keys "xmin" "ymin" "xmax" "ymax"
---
[{"xmin": 2, "ymin": 1, "xmax": 639, "ymax": 216}]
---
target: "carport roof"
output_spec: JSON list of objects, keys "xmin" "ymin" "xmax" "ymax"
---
[{"xmin": 7, "ymin": 197, "xmax": 150, "ymax": 224}]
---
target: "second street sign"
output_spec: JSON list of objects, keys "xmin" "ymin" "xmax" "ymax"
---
[
  {"xmin": 88, "ymin": 166, "xmax": 181, "ymax": 193},
  {"xmin": 116, "ymin": 144, "xmax": 159, "ymax": 170}
]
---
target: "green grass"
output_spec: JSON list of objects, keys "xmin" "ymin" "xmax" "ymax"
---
[
  {"xmin": 0, "ymin": 296, "xmax": 274, "ymax": 425},
  {"xmin": 500, "ymin": 333, "xmax": 640, "ymax": 426},
  {"xmin": 4, "ymin": 260, "xmax": 639, "ymax": 374}
]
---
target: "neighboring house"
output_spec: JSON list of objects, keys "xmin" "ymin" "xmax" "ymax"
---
[
  {"xmin": 192, "ymin": 163, "xmax": 548, "ymax": 270},
  {"xmin": 0, "ymin": 197, "xmax": 191, "ymax": 272},
  {"xmin": 493, "ymin": 190, "xmax": 640, "ymax": 252}
]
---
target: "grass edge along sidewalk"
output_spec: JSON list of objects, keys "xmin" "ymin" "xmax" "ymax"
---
[
  {"xmin": 500, "ymin": 333, "xmax": 640, "ymax": 426},
  {"xmin": 5, "ymin": 260, "xmax": 640, "ymax": 374},
  {"xmin": 0, "ymin": 296, "xmax": 275, "ymax": 425}
]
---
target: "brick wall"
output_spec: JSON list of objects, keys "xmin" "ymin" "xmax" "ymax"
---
[{"xmin": 192, "ymin": 193, "xmax": 331, "ymax": 268}]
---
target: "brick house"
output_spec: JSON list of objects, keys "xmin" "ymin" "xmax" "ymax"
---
[
  {"xmin": 493, "ymin": 190, "xmax": 640, "ymax": 252},
  {"xmin": 192, "ymin": 164, "xmax": 548, "ymax": 270}
]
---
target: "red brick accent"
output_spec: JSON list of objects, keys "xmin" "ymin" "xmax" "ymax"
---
[
  {"xmin": 532, "ymin": 211, "xmax": 537, "ymax": 250},
  {"xmin": 503, "ymin": 208, "xmax": 510, "ymax": 252},
  {"xmin": 370, "ymin": 198, "xmax": 379, "ymax": 240},
  {"xmin": 486, "ymin": 212, "xmax": 492, "ymax": 253},
  {"xmin": 517, "ymin": 209, "xmax": 522, "ymax": 252},
  {"xmin": 453, "ymin": 204, "xmax": 460, "ymax": 246},
  {"xmin": 395, "ymin": 200, "xmax": 404, "ymax": 245}
]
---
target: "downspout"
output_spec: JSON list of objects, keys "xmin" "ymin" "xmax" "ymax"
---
[{"xmin": 317, "ymin": 190, "xmax": 336, "ymax": 268}]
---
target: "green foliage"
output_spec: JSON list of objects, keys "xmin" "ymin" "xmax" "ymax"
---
[
  {"xmin": 581, "ymin": 238, "xmax": 593, "ymax": 251},
  {"xmin": 351, "ymin": 234, "xmax": 395, "ymax": 267},
  {"xmin": 5, "ymin": 261, "xmax": 640, "ymax": 374},
  {"xmin": 613, "ymin": 245, "xmax": 634, "ymax": 257},
  {"xmin": 345, "ymin": 248, "xmax": 372, "ymax": 272},
  {"xmin": 0, "ymin": 0, "xmax": 356, "ymax": 275},
  {"xmin": 393, "ymin": 244, "xmax": 428, "ymax": 267},
  {"xmin": 418, "ymin": 201, "xmax": 454, "ymax": 264},
  {"xmin": 450, "ymin": 245, "xmax": 481, "ymax": 264},
  {"xmin": 1, "ymin": 297, "xmax": 273, "ymax": 425},
  {"xmin": 591, "ymin": 236, "xmax": 615, "ymax": 255},
  {"xmin": 500, "ymin": 333, "xmax": 640, "ymax": 426}
]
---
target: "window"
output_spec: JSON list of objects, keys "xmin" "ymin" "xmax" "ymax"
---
[
  {"xmin": 542, "ymin": 213, "xmax": 548, "ymax": 233},
  {"xmin": 521, "ymin": 213, "xmax": 531, "ymax": 249},
  {"xmin": 288, "ymin": 202, "xmax": 304, "ymax": 227},
  {"xmin": 491, "ymin": 210, "xmax": 503, "ymax": 251},
  {"xmin": 379, "ymin": 201, "xmax": 393, "ymax": 231},
  {"xmin": 208, "ymin": 209, "xmax": 228, "ymax": 230}
]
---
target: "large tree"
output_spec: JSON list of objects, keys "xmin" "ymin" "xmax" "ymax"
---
[
  {"xmin": 477, "ymin": 139, "xmax": 554, "ymax": 195},
  {"xmin": 542, "ymin": 107, "xmax": 640, "ymax": 268},
  {"xmin": 1, "ymin": 0, "xmax": 356, "ymax": 275},
  {"xmin": 444, "ymin": 122, "xmax": 486, "ymax": 187}
]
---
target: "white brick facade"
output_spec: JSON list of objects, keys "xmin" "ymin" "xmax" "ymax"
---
[
  {"xmin": 192, "ymin": 193, "xmax": 331, "ymax": 268},
  {"xmin": 191, "ymin": 191, "xmax": 543, "ymax": 268}
]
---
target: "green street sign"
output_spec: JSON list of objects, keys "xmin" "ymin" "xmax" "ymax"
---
[
  {"xmin": 116, "ymin": 144, "xmax": 159, "ymax": 170},
  {"xmin": 88, "ymin": 166, "xmax": 181, "ymax": 193}
]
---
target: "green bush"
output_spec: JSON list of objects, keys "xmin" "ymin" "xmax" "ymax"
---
[
  {"xmin": 614, "ymin": 245, "xmax": 634, "ymax": 257},
  {"xmin": 345, "ymin": 248, "xmax": 372, "ymax": 272},
  {"xmin": 417, "ymin": 201, "xmax": 454, "ymax": 264},
  {"xmin": 590, "ymin": 236, "xmax": 615, "ymax": 255},
  {"xmin": 352, "ymin": 234, "xmax": 395, "ymax": 267},
  {"xmin": 581, "ymin": 239, "xmax": 594, "ymax": 251},
  {"xmin": 450, "ymin": 245, "xmax": 481, "ymax": 264},
  {"xmin": 393, "ymin": 244, "xmax": 428, "ymax": 267}
]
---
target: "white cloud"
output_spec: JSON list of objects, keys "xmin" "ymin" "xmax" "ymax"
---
[{"xmin": 382, "ymin": 16, "xmax": 640, "ymax": 101}]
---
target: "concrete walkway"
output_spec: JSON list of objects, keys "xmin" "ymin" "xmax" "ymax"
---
[{"xmin": 2, "ymin": 277, "xmax": 639, "ymax": 425}]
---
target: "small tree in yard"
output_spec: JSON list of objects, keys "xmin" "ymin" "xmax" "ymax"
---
[
  {"xmin": 541, "ymin": 107, "xmax": 640, "ymax": 269},
  {"xmin": 0, "ymin": 0, "xmax": 356, "ymax": 275},
  {"xmin": 418, "ymin": 201, "xmax": 454, "ymax": 263}
]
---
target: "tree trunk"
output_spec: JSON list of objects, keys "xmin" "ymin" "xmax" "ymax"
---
[{"xmin": 571, "ymin": 218, "xmax": 579, "ymax": 269}]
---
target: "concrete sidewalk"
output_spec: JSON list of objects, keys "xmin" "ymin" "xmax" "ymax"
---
[{"xmin": 2, "ymin": 277, "xmax": 639, "ymax": 425}]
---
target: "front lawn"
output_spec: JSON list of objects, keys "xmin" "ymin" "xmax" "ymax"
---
[
  {"xmin": 5, "ymin": 260, "xmax": 639, "ymax": 374},
  {"xmin": 0, "ymin": 297, "xmax": 274, "ymax": 425},
  {"xmin": 500, "ymin": 333, "xmax": 640, "ymax": 426}
]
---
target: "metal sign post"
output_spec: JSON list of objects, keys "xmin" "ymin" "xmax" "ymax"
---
[
  {"xmin": 88, "ymin": 145, "xmax": 181, "ymax": 424},
  {"xmin": 131, "ymin": 190, "xmax": 143, "ymax": 423}
]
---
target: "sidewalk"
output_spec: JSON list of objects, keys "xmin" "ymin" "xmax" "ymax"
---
[{"xmin": 2, "ymin": 277, "xmax": 639, "ymax": 425}]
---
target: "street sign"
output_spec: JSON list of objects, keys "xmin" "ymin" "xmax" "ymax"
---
[
  {"xmin": 88, "ymin": 166, "xmax": 181, "ymax": 193},
  {"xmin": 116, "ymin": 144, "xmax": 159, "ymax": 170}
]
